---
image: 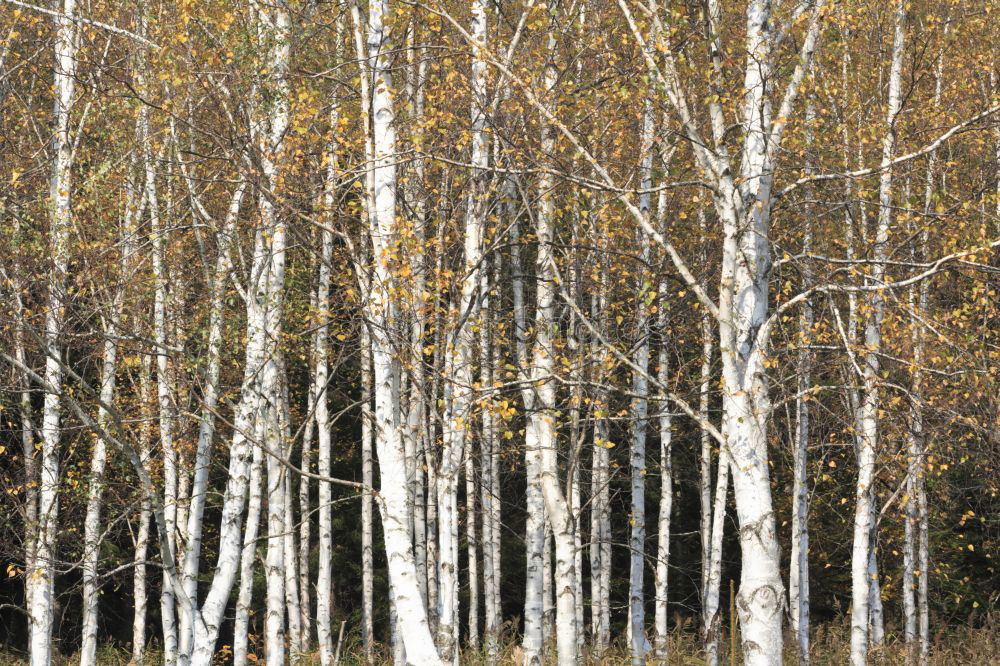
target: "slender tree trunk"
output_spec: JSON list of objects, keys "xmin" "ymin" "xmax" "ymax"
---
[
  {"xmin": 79, "ymin": 244, "xmax": 125, "ymax": 666},
  {"xmin": 703, "ymin": 442, "xmax": 730, "ymax": 666},
  {"xmin": 356, "ymin": 0, "xmax": 443, "ymax": 658},
  {"xmin": 698, "ymin": 236, "xmax": 714, "ymax": 619},
  {"xmin": 177, "ymin": 178, "xmax": 246, "ymax": 661},
  {"xmin": 299, "ymin": 379, "xmax": 314, "ymax": 650},
  {"xmin": 653, "ymin": 283, "xmax": 672, "ymax": 661},
  {"xmin": 905, "ymin": 34, "xmax": 945, "ymax": 666},
  {"xmin": 514, "ymin": 208, "xmax": 544, "ymax": 665},
  {"xmin": 589, "ymin": 282, "xmax": 612, "ymax": 655},
  {"xmin": 436, "ymin": 1, "xmax": 489, "ymax": 658},
  {"xmin": 256, "ymin": 4, "xmax": 292, "ymax": 657},
  {"xmin": 531, "ymin": 20, "xmax": 579, "ymax": 662},
  {"xmin": 233, "ymin": 434, "xmax": 265, "ymax": 666},
  {"xmin": 132, "ymin": 355, "xmax": 155, "ymax": 664},
  {"xmin": 190, "ymin": 4, "xmax": 291, "ymax": 658},
  {"xmin": 629, "ymin": 91, "xmax": 655, "ymax": 666},
  {"xmin": 145, "ymin": 94, "xmax": 180, "ymax": 666},
  {"xmin": 80, "ymin": 117, "xmax": 143, "ymax": 666},
  {"xmin": 543, "ymin": 522, "xmax": 553, "ymax": 651},
  {"xmin": 361, "ymin": 325, "xmax": 375, "ymax": 662},
  {"xmin": 466, "ymin": 439, "xmax": 480, "ymax": 650},
  {"xmin": 30, "ymin": 3, "xmax": 77, "ymax": 663},
  {"xmin": 315, "ymin": 91, "xmax": 339, "ymax": 666},
  {"xmin": 14, "ymin": 229, "xmax": 39, "ymax": 666},
  {"xmin": 480, "ymin": 254, "xmax": 500, "ymax": 665},
  {"xmin": 851, "ymin": 5, "xmax": 905, "ymax": 664},
  {"xmin": 790, "ymin": 102, "xmax": 816, "ymax": 666},
  {"xmin": 280, "ymin": 380, "xmax": 302, "ymax": 658},
  {"xmin": 404, "ymin": 21, "xmax": 430, "ymax": 618}
]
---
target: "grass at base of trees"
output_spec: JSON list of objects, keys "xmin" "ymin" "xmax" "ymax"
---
[{"xmin": 3, "ymin": 617, "xmax": 998, "ymax": 666}]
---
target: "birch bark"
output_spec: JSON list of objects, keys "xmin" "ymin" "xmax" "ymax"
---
[
  {"xmin": 30, "ymin": 2, "xmax": 77, "ymax": 662},
  {"xmin": 233, "ymin": 431, "xmax": 265, "ymax": 666},
  {"xmin": 789, "ymin": 102, "xmax": 816, "ymax": 666},
  {"xmin": 316, "ymin": 113, "xmax": 337, "ymax": 665},
  {"xmin": 531, "ymin": 18, "xmax": 578, "ymax": 663},
  {"xmin": 629, "ymin": 91, "xmax": 655, "ymax": 666},
  {"xmin": 653, "ymin": 282, "xmax": 672, "ymax": 661},
  {"xmin": 79, "ymin": 202, "xmax": 128, "ymax": 666},
  {"xmin": 904, "ymin": 31, "xmax": 945, "ymax": 666},
  {"xmin": 132, "ymin": 343, "xmax": 156, "ymax": 662},
  {"xmin": 513, "ymin": 208, "xmax": 545, "ymax": 665},
  {"xmin": 703, "ymin": 439, "xmax": 730, "ymax": 666},
  {"xmin": 358, "ymin": 0, "xmax": 443, "ymax": 659},
  {"xmin": 189, "ymin": 3, "xmax": 291, "ymax": 659},
  {"xmin": 589, "ymin": 279, "xmax": 612, "ymax": 654},
  {"xmin": 850, "ymin": 4, "xmax": 905, "ymax": 664},
  {"xmin": 13, "ymin": 228, "xmax": 39, "ymax": 666},
  {"xmin": 177, "ymin": 178, "xmax": 246, "ymax": 661}
]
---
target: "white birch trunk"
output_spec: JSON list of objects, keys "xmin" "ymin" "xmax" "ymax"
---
[
  {"xmin": 698, "ymin": 258, "xmax": 714, "ymax": 615},
  {"xmin": 789, "ymin": 102, "xmax": 816, "ymax": 666},
  {"xmin": 299, "ymin": 382, "xmax": 313, "ymax": 650},
  {"xmin": 543, "ymin": 522, "xmax": 553, "ymax": 651},
  {"xmin": 178, "ymin": 180, "xmax": 246, "ymax": 660},
  {"xmin": 255, "ymin": 4, "xmax": 292, "ymax": 660},
  {"xmin": 480, "ymin": 256, "xmax": 500, "ymax": 664},
  {"xmin": 79, "ymin": 235, "xmax": 125, "ymax": 666},
  {"xmin": 132, "ymin": 497, "xmax": 152, "ymax": 663},
  {"xmin": 361, "ymin": 325, "xmax": 375, "ymax": 662},
  {"xmin": 146, "ymin": 103, "xmax": 180, "ymax": 666},
  {"xmin": 280, "ymin": 382, "xmax": 302, "ymax": 657},
  {"xmin": 190, "ymin": 4, "xmax": 291, "ymax": 659},
  {"xmin": 629, "ymin": 91, "xmax": 655, "ymax": 666},
  {"xmin": 589, "ymin": 284, "xmax": 612, "ymax": 655},
  {"xmin": 31, "ymin": 2, "xmax": 77, "ymax": 662},
  {"xmin": 233, "ymin": 432, "xmax": 265, "ymax": 666},
  {"xmin": 514, "ymin": 209, "xmax": 545, "ymax": 665},
  {"xmin": 532, "ymin": 24, "xmax": 579, "ymax": 661},
  {"xmin": 80, "ymin": 105, "xmax": 144, "ymax": 665},
  {"xmin": 358, "ymin": 0, "xmax": 443, "ymax": 659},
  {"xmin": 466, "ymin": 440, "xmax": 480, "ymax": 650},
  {"xmin": 904, "ymin": 34, "xmax": 945, "ymax": 666},
  {"xmin": 435, "ymin": 0, "xmax": 489, "ymax": 657},
  {"xmin": 315, "ymin": 124, "xmax": 337, "ymax": 666},
  {"xmin": 653, "ymin": 285, "xmax": 672, "ymax": 661},
  {"xmin": 133, "ymin": 355, "xmax": 155, "ymax": 664},
  {"xmin": 263, "ymin": 381, "xmax": 287, "ymax": 666},
  {"xmin": 14, "ymin": 229, "xmax": 39, "ymax": 666},
  {"xmin": 703, "ymin": 442, "xmax": 730, "ymax": 666},
  {"xmin": 851, "ymin": 5, "xmax": 905, "ymax": 664}
]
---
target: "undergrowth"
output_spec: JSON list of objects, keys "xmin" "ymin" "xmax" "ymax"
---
[{"xmin": 2, "ymin": 617, "xmax": 998, "ymax": 665}]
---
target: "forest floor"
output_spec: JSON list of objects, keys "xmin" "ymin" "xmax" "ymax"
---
[{"xmin": 2, "ymin": 620, "xmax": 998, "ymax": 665}]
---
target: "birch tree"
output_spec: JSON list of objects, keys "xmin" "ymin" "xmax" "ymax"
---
[
  {"xmin": 30, "ymin": 2, "xmax": 78, "ymax": 663},
  {"xmin": 850, "ymin": 5, "xmax": 905, "ymax": 664}
]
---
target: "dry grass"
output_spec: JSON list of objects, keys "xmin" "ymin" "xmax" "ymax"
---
[{"xmin": 3, "ymin": 618, "xmax": 998, "ymax": 665}]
